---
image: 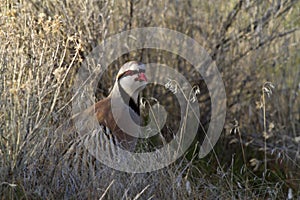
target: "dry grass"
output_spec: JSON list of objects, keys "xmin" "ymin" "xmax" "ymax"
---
[{"xmin": 0, "ymin": 0, "xmax": 300, "ymax": 199}]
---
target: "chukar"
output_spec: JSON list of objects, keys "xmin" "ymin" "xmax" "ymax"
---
[{"xmin": 80, "ymin": 61, "xmax": 148, "ymax": 151}]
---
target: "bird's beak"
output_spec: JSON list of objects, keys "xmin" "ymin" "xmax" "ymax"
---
[{"xmin": 135, "ymin": 72, "xmax": 147, "ymax": 82}]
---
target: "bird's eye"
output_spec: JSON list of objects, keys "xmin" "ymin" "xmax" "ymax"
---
[
  {"xmin": 118, "ymin": 69, "xmax": 143, "ymax": 80},
  {"xmin": 118, "ymin": 70, "xmax": 137, "ymax": 80},
  {"xmin": 124, "ymin": 70, "xmax": 139, "ymax": 75}
]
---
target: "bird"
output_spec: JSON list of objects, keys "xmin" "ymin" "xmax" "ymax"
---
[
  {"xmin": 72, "ymin": 61, "xmax": 148, "ymax": 151},
  {"xmin": 95, "ymin": 61, "xmax": 147, "ymax": 150},
  {"xmin": 49, "ymin": 61, "xmax": 147, "ymax": 182}
]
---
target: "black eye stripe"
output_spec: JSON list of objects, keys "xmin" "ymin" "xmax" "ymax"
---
[
  {"xmin": 118, "ymin": 69, "xmax": 145, "ymax": 80},
  {"xmin": 131, "ymin": 70, "xmax": 139, "ymax": 74}
]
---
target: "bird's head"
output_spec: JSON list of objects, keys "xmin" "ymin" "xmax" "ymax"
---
[{"xmin": 115, "ymin": 61, "xmax": 148, "ymax": 102}]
